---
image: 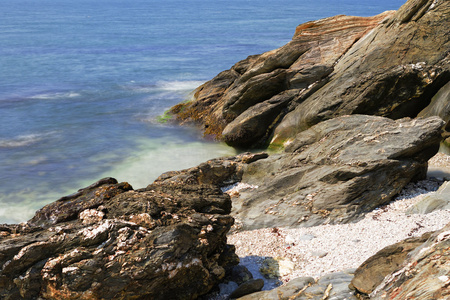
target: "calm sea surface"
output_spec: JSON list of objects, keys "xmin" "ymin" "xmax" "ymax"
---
[{"xmin": 0, "ymin": 0, "xmax": 405, "ymax": 223}]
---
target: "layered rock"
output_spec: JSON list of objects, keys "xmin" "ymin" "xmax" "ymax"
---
[
  {"xmin": 170, "ymin": 12, "xmax": 394, "ymax": 147},
  {"xmin": 351, "ymin": 222, "xmax": 450, "ymax": 299},
  {"xmin": 157, "ymin": 115, "xmax": 444, "ymax": 230},
  {"xmin": 171, "ymin": 0, "xmax": 450, "ymax": 149},
  {"xmin": 232, "ymin": 115, "xmax": 443, "ymax": 229},
  {"xmin": 0, "ymin": 178, "xmax": 237, "ymax": 299}
]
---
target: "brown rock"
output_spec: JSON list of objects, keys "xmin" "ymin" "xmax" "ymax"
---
[
  {"xmin": 0, "ymin": 179, "xmax": 238, "ymax": 300},
  {"xmin": 170, "ymin": 12, "xmax": 392, "ymax": 147}
]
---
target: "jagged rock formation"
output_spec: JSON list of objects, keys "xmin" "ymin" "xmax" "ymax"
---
[
  {"xmin": 171, "ymin": 0, "xmax": 449, "ymax": 149},
  {"xmin": 0, "ymin": 178, "xmax": 237, "ymax": 300}
]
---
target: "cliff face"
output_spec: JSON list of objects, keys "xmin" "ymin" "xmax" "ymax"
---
[{"xmin": 172, "ymin": 0, "xmax": 450, "ymax": 149}]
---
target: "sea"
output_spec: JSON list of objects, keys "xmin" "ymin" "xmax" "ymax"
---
[{"xmin": 0, "ymin": 0, "xmax": 405, "ymax": 224}]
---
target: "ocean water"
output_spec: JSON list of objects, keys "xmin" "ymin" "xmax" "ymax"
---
[{"xmin": 0, "ymin": 0, "xmax": 405, "ymax": 223}]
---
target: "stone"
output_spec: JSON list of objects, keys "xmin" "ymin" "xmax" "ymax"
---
[
  {"xmin": 229, "ymin": 279, "xmax": 264, "ymax": 299},
  {"xmin": 170, "ymin": 12, "xmax": 394, "ymax": 148},
  {"xmin": 349, "ymin": 232, "xmax": 433, "ymax": 295},
  {"xmin": 236, "ymin": 272, "xmax": 357, "ymax": 300},
  {"xmin": 0, "ymin": 178, "xmax": 238, "ymax": 300},
  {"xmin": 232, "ymin": 115, "xmax": 444, "ymax": 230},
  {"xmin": 406, "ymin": 181, "xmax": 450, "ymax": 214},
  {"xmin": 170, "ymin": 0, "xmax": 450, "ymax": 149},
  {"xmin": 370, "ymin": 223, "xmax": 450, "ymax": 299},
  {"xmin": 236, "ymin": 277, "xmax": 315, "ymax": 300}
]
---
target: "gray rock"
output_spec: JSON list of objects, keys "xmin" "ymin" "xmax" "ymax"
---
[
  {"xmin": 171, "ymin": 0, "xmax": 450, "ymax": 150},
  {"xmin": 236, "ymin": 277, "xmax": 315, "ymax": 300},
  {"xmin": 237, "ymin": 272, "xmax": 357, "ymax": 300},
  {"xmin": 370, "ymin": 223, "xmax": 450, "ymax": 299},
  {"xmin": 406, "ymin": 181, "xmax": 450, "ymax": 214},
  {"xmin": 419, "ymin": 81, "xmax": 450, "ymax": 131},
  {"xmin": 229, "ymin": 279, "xmax": 264, "ymax": 299},
  {"xmin": 233, "ymin": 115, "xmax": 444, "ymax": 229}
]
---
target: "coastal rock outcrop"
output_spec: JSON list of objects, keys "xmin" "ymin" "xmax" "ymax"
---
[
  {"xmin": 232, "ymin": 115, "xmax": 444, "ymax": 229},
  {"xmin": 171, "ymin": 0, "xmax": 449, "ymax": 149},
  {"xmin": 0, "ymin": 178, "xmax": 237, "ymax": 299},
  {"xmin": 155, "ymin": 115, "xmax": 444, "ymax": 231}
]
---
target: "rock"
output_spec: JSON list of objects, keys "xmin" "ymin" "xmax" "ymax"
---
[
  {"xmin": 259, "ymin": 257, "xmax": 280, "ymax": 279},
  {"xmin": 171, "ymin": 0, "xmax": 450, "ymax": 149},
  {"xmin": 0, "ymin": 178, "xmax": 237, "ymax": 300},
  {"xmin": 170, "ymin": 12, "xmax": 393, "ymax": 147},
  {"xmin": 237, "ymin": 272, "xmax": 356, "ymax": 300},
  {"xmin": 419, "ymin": 80, "xmax": 450, "ymax": 133},
  {"xmin": 231, "ymin": 265, "xmax": 254, "ymax": 285},
  {"xmin": 229, "ymin": 278, "xmax": 264, "ymax": 299},
  {"xmin": 349, "ymin": 232, "xmax": 433, "ymax": 295},
  {"xmin": 369, "ymin": 222, "xmax": 450, "ymax": 299},
  {"xmin": 311, "ymin": 251, "xmax": 328, "ymax": 258},
  {"xmin": 236, "ymin": 277, "xmax": 315, "ymax": 300},
  {"xmin": 406, "ymin": 181, "xmax": 450, "ymax": 214},
  {"xmin": 273, "ymin": 0, "xmax": 450, "ymax": 145},
  {"xmin": 232, "ymin": 115, "xmax": 444, "ymax": 230}
]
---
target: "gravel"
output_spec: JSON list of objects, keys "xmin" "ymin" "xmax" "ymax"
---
[{"xmin": 227, "ymin": 152, "xmax": 450, "ymax": 286}]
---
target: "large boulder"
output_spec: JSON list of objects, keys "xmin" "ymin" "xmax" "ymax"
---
[
  {"xmin": 0, "ymin": 178, "xmax": 237, "ymax": 300},
  {"xmin": 231, "ymin": 115, "xmax": 444, "ymax": 230},
  {"xmin": 170, "ymin": 0, "xmax": 450, "ymax": 149}
]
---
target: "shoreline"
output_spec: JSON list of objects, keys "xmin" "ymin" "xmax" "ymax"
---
[{"xmin": 227, "ymin": 152, "xmax": 450, "ymax": 286}]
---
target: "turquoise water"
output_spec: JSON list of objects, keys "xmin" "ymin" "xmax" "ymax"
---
[{"xmin": 0, "ymin": 0, "xmax": 405, "ymax": 223}]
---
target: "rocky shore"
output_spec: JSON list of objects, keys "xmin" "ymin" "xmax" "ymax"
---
[{"xmin": 1, "ymin": 0, "xmax": 450, "ymax": 299}]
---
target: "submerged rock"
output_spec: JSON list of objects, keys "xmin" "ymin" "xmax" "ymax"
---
[{"xmin": 0, "ymin": 179, "xmax": 237, "ymax": 299}]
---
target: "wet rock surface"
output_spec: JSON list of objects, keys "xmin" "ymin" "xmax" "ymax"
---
[{"xmin": 0, "ymin": 178, "xmax": 237, "ymax": 299}]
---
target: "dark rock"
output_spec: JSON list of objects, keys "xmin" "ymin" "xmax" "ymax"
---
[
  {"xmin": 369, "ymin": 223, "xmax": 450, "ymax": 299},
  {"xmin": 232, "ymin": 115, "xmax": 444, "ymax": 229},
  {"xmin": 0, "ymin": 179, "xmax": 237, "ymax": 300},
  {"xmin": 229, "ymin": 278, "xmax": 264, "ymax": 299},
  {"xmin": 272, "ymin": 0, "xmax": 450, "ymax": 146},
  {"xmin": 154, "ymin": 152, "xmax": 269, "ymax": 188},
  {"xmin": 231, "ymin": 265, "xmax": 254, "ymax": 285}
]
